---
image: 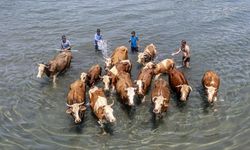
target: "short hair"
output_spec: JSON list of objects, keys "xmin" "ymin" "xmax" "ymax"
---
[
  {"xmin": 131, "ymin": 31, "xmax": 135, "ymax": 34},
  {"xmin": 97, "ymin": 29, "xmax": 101, "ymax": 32},
  {"xmin": 62, "ymin": 35, "xmax": 66, "ymax": 39},
  {"xmin": 181, "ymin": 40, "xmax": 186, "ymax": 44}
]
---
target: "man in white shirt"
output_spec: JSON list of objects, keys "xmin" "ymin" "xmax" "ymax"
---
[
  {"xmin": 61, "ymin": 35, "xmax": 71, "ymax": 51},
  {"xmin": 94, "ymin": 29, "xmax": 103, "ymax": 51}
]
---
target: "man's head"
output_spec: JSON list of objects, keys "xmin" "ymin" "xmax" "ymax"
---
[
  {"xmin": 62, "ymin": 35, "xmax": 66, "ymax": 42},
  {"xmin": 97, "ymin": 29, "xmax": 101, "ymax": 35},
  {"xmin": 181, "ymin": 40, "xmax": 186, "ymax": 47},
  {"xmin": 131, "ymin": 31, "xmax": 135, "ymax": 37}
]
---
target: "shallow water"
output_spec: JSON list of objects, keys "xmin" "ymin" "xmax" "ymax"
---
[{"xmin": 0, "ymin": 0, "xmax": 250, "ymax": 149}]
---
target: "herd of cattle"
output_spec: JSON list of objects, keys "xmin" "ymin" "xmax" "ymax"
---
[{"xmin": 37, "ymin": 43, "xmax": 220, "ymax": 129}]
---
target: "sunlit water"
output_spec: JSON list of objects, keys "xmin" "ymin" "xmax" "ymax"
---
[{"xmin": 0, "ymin": 0, "xmax": 250, "ymax": 149}]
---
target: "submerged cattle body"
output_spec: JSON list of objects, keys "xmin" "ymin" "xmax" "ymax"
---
[
  {"xmin": 37, "ymin": 51, "xmax": 72, "ymax": 83},
  {"xmin": 134, "ymin": 64, "xmax": 154, "ymax": 102},
  {"xmin": 151, "ymin": 78, "xmax": 170, "ymax": 117},
  {"xmin": 66, "ymin": 72, "xmax": 87, "ymax": 124},
  {"xmin": 89, "ymin": 86, "xmax": 116, "ymax": 128},
  {"xmin": 154, "ymin": 58, "xmax": 175, "ymax": 79},
  {"xmin": 169, "ymin": 68, "xmax": 192, "ymax": 101},
  {"xmin": 104, "ymin": 46, "xmax": 128, "ymax": 70},
  {"xmin": 137, "ymin": 43, "xmax": 157, "ymax": 65},
  {"xmin": 101, "ymin": 60, "xmax": 132, "ymax": 91},
  {"xmin": 87, "ymin": 64, "xmax": 102, "ymax": 87},
  {"xmin": 202, "ymin": 70, "xmax": 220, "ymax": 103},
  {"xmin": 115, "ymin": 71, "xmax": 137, "ymax": 106}
]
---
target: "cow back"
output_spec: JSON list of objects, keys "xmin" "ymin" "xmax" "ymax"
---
[
  {"xmin": 169, "ymin": 69, "xmax": 188, "ymax": 92},
  {"xmin": 67, "ymin": 80, "xmax": 86, "ymax": 105},
  {"xmin": 87, "ymin": 64, "xmax": 102, "ymax": 86},
  {"xmin": 111, "ymin": 46, "xmax": 128, "ymax": 65},
  {"xmin": 202, "ymin": 70, "xmax": 220, "ymax": 89},
  {"xmin": 152, "ymin": 78, "xmax": 170, "ymax": 99},
  {"xmin": 89, "ymin": 88, "xmax": 105, "ymax": 110}
]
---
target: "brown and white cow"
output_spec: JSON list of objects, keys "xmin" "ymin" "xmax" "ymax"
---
[
  {"xmin": 66, "ymin": 72, "xmax": 87, "ymax": 123},
  {"xmin": 101, "ymin": 60, "xmax": 132, "ymax": 91},
  {"xmin": 151, "ymin": 78, "xmax": 170, "ymax": 116},
  {"xmin": 134, "ymin": 65, "xmax": 154, "ymax": 102},
  {"xmin": 37, "ymin": 51, "xmax": 72, "ymax": 83},
  {"xmin": 115, "ymin": 71, "xmax": 137, "ymax": 106},
  {"xmin": 87, "ymin": 64, "xmax": 102, "ymax": 87},
  {"xmin": 137, "ymin": 43, "xmax": 157, "ymax": 65},
  {"xmin": 202, "ymin": 70, "xmax": 220, "ymax": 103},
  {"xmin": 89, "ymin": 86, "xmax": 116, "ymax": 127},
  {"xmin": 154, "ymin": 58, "xmax": 175, "ymax": 79},
  {"xmin": 169, "ymin": 68, "xmax": 192, "ymax": 101},
  {"xmin": 104, "ymin": 46, "xmax": 128, "ymax": 70}
]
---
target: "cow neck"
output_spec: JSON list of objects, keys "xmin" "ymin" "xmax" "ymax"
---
[{"xmin": 44, "ymin": 65, "xmax": 51, "ymax": 77}]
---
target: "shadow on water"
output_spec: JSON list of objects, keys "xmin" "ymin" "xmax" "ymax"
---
[
  {"xmin": 149, "ymin": 103, "xmax": 166, "ymax": 130},
  {"xmin": 68, "ymin": 119, "xmax": 86, "ymax": 134},
  {"xmin": 196, "ymin": 85, "xmax": 217, "ymax": 114}
]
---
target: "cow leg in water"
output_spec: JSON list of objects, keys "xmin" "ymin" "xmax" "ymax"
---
[
  {"xmin": 53, "ymin": 75, "xmax": 57, "ymax": 84},
  {"xmin": 98, "ymin": 120, "xmax": 107, "ymax": 135},
  {"xmin": 141, "ymin": 96, "xmax": 146, "ymax": 103}
]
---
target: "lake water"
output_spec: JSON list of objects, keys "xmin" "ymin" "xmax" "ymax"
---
[{"xmin": 0, "ymin": 0, "xmax": 250, "ymax": 149}]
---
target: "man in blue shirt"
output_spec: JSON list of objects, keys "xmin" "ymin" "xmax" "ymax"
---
[
  {"xmin": 129, "ymin": 31, "xmax": 139, "ymax": 53},
  {"xmin": 94, "ymin": 29, "xmax": 103, "ymax": 51},
  {"xmin": 61, "ymin": 35, "xmax": 71, "ymax": 51}
]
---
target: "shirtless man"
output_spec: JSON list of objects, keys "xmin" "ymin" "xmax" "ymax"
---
[{"xmin": 171, "ymin": 40, "xmax": 191, "ymax": 68}]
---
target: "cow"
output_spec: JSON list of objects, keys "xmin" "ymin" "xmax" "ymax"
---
[
  {"xmin": 202, "ymin": 70, "xmax": 220, "ymax": 103},
  {"xmin": 66, "ymin": 72, "xmax": 87, "ymax": 123},
  {"xmin": 37, "ymin": 51, "xmax": 72, "ymax": 83},
  {"xmin": 151, "ymin": 78, "xmax": 170, "ymax": 117},
  {"xmin": 87, "ymin": 64, "xmax": 102, "ymax": 87},
  {"xmin": 101, "ymin": 60, "xmax": 132, "ymax": 91},
  {"xmin": 137, "ymin": 43, "xmax": 157, "ymax": 65},
  {"xmin": 104, "ymin": 46, "xmax": 128, "ymax": 70},
  {"xmin": 115, "ymin": 71, "xmax": 137, "ymax": 106},
  {"xmin": 154, "ymin": 58, "xmax": 175, "ymax": 79},
  {"xmin": 89, "ymin": 86, "xmax": 116, "ymax": 128},
  {"xmin": 169, "ymin": 68, "xmax": 192, "ymax": 101},
  {"xmin": 134, "ymin": 65, "xmax": 154, "ymax": 102}
]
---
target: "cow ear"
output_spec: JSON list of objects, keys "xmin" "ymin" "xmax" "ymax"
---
[
  {"xmin": 152, "ymin": 97, "xmax": 157, "ymax": 102},
  {"xmin": 80, "ymin": 106, "xmax": 86, "ymax": 112},
  {"xmin": 66, "ymin": 108, "xmax": 72, "ymax": 114},
  {"xmin": 163, "ymin": 101, "xmax": 168, "ymax": 107}
]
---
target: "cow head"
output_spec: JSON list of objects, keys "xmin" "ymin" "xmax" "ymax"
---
[
  {"xmin": 66, "ymin": 102, "xmax": 86, "ymax": 123},
  {"xmin": 104, "ymin": 57, "xmax": 112, "ymax": 70},
  {"xmin": 137, "ymin": 52, "xmax": 145, "ymax": 64},
  {"xmin": 134, "ymin": 80, "xmax": 144, "ymax": 95},
  {"xmin": 152, "ymin": 95, "xmax": 168, "ymax": 114},
  {"xmin": 37, "ymin": 63, "xmax": 48, "ymax": 78},
  {"xmin": 80, "ymin": 72, "xmax": 87, "ymax": 81},
  {"xmin": 100, "ymin": 75, "xmax": 112, "ymax": 91},
  {"xmin": 176, "ymin": 84, "xmax": 192, "ymax": 101},
  {"xmin": 103, "ymin": 100, "xmax": 116, "ymax": 123},
  {"xmin": 125, "ymin": 87, "xmax": 137, "ymax": 106},
  {"xmin": 143, "ymin": 62, "xmax": 155, "ymax": 69},
  {"xmin": 205, "ymin": 85, "xmax": 217, "ymax": 103}
]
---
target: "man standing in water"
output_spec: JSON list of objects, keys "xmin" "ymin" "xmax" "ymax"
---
[
  {"xmin": 94, "ymin": 28, "xmax": 103, "ymax": 51},
  {"xmin": 61, "ymin": 35, "xmax": 71, "ymax": 51},
  {"xmin": 129, "ymin": 31, "xmax": 139, "ymax": 53},
  {"xmin": 171, "ymin": 40, "xmax": 191, "ymax": 68}
]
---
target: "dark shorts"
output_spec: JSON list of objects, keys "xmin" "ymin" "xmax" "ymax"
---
[
  {"xmin": 182, "ymin": 56, "xmax": 190, "ymax": 63},
  {"xmin": 131, "ymin": 47, "xmax": 138, "ymax": 53}
]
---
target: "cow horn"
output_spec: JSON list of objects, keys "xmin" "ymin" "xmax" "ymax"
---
[
  {"xmin": 109, "ymin": 99, "xmax": 114, "ymax": 107},
  {"xmin": 66, "ymin": 103, "xmax": 72, "ymax": 107},
  {"xmin": 78, "ymin": 102, "xmax": 85, "ymax": 106},
  {"xmin": 205, "ymin": 85, "xmax": 209, "ymax": 89},
  {"xmin": 176, "ymin": 85, "xmax": 182, "ymax": 88},
  {"xmin": 188, "ymin": 86, "xmax": 192, "ymax": 91},
  {"xmin": 99, "ymin": 75, "xmax": 103, "ymax": 79}
]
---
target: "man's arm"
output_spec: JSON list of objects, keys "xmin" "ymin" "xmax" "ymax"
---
[{"xmin": 171, "ymin": 48, "xmax": 181, "ymax": 56}]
